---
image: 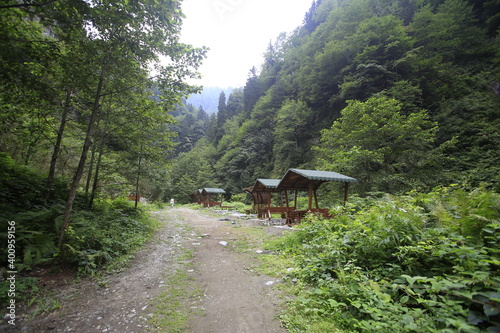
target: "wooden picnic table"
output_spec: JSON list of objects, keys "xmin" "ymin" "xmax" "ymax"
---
[{"xmin": 286, "ymin": 208, "xmax": 333, "ymax": 225}]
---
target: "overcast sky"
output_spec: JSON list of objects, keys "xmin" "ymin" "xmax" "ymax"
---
[{"xmin": 180, "ymin": 0, "xmax": 313, "ymax": 88}]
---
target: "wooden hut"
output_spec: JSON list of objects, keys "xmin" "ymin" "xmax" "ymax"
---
[
  {"xmin": 244, "ymin": 179, "xmax": 286, "ymax": 218},
  {"xmin": 200, "ymin": 188, "xmax": 226, "ymax": 207},
  {"xmin": 188, "ymin": 189, "xmax": 203, "ymax": 204},
  {"xmin": 277, "ymin": 168, "xmax": 358, "ymax": 224}
]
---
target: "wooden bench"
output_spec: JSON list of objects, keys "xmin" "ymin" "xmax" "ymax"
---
[
  {"xmin": 285, "ymin": 209, "xmax": 333, "ymax": 225},
  {"xmin": 266, "ymin": 207, "xmax": 294, "ymax": 220},
  {"xmin": 220, "ymin": 205, "xmax": 235, "ymax": 210}
]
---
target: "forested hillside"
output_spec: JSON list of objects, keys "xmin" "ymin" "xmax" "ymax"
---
[
  {"xmin": 186, "ymin": 86, "xmax": 234, "ymax": 114},
  {"xmin": 169, "ymin": 0, "xmax": 499, "ymax": 202},
  {"xmin": 2, "ymin": 0, "xmax": 498, "ymax": 207}
]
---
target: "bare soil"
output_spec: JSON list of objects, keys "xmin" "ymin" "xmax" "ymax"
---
[{"xmin": 2, "ymin": 207, "xmax": 291, "ymax": 332}]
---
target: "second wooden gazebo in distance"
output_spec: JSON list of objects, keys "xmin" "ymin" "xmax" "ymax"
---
[
  {"xmin": 244, "ymin": 179, "xmax": 286, "ymax": 219},
  {"xmin": 200, "ymin": 188, "xmax": 226, "ymax": 207},
  {"xmin": 189, "ymin": 189, "xmax": 203, "ymax": 204}
]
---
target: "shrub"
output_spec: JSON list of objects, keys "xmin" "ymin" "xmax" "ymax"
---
[
  {"xmin": 60, "ymin": 199, "xmax": 157, "ymax": 274},
  {"xmin": 0, "ymin": 153, "xmax": 67, "ymax": 211},
  {"xmin": 267, "ymin": 187, "xmax": 500, "ymax": 332}
]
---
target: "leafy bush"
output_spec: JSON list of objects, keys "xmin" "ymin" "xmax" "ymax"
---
[
  {"xmin": 0, "ymin": 154, "xmax": 157, "ymax": 277},
  {"xmin": 60, "ymin": 199, "xmax": 157, "ymax": 275},
  {"xmin": 267, "ymin": 187, "xmax": 500, "ymax": 332},
  {"xmin": 0, "ymin": 153, "xmax": 67, "ymax": 211}
]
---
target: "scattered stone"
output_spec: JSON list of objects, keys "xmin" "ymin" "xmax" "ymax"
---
[
  {"xmin": 265, "ymin": 281, "xmax": 275, "ymax": 286},
  {"xmin": 219, "ymin": 241, "xmax": 228, "ymax": 246},
  {"xmin": 229, "ymin": 213, "xmax": 247, "ymax": 218}
]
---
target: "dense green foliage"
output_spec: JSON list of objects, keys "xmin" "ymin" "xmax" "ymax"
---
[
  {"xmin": 173, "ymin": 0, "xmax": 499, "ymax": 200},
  {"xmin": 0, "ymin": 0, "xmax": 202, "ymax": 289},
  {"xmin": 314, "ymin": 96, "xmax": 449, "ymax": 194},
  {"xmin": 0, "ymin": 0, "xmax": 205, "ymax": 203},
  {"xmin": 1, "ymin": 1, "xmax": 499, "ymax": 329},
  {"xmin": 0, "ymin": 155, "xmax": 157, "ymax": 306},
  {"xmin": 263, "ymin": 187, "xmax": 500, "ymax": 332},
  {"xmin": 0, "ymin": 154, "xmax": 156, "ymax": 274}
]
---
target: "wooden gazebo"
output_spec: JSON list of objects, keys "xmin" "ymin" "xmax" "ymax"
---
[
  {"xmin": 188, "ymin": 189, "xmax": 203, "ymax": 204},
  {"xmin": 278, "ymin": 168, "xmax": 358, "ymax": 224},
  {"xmin": 243, "ymin": 179, "xmax": 286, "ymax": 218},
  {"xmin": 200, "ymin": 188, "xmax": 226, "ymax": 207}
]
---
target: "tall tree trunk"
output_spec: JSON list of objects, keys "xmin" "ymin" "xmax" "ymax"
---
[
  {"xmin": 89, "ymin": 140, "xmax": 104, "ymax": 210},
  {"xmin": 134, "ymin": 149, "xmax": 142, "ymax": 209},
  {"xmin": 89, "ymin": 94, "xmax": 111, "ymax": 210},
  {"xmin": 58, "ymin": 64, "xmax": 107, "ymax": 248},
  {"xmin": 84, "ymin": 143, "xmax": 96, "ymax": 195},
  {"xmin": 45, "ymin": 89, "xmax": 72, "ymax": 202}
]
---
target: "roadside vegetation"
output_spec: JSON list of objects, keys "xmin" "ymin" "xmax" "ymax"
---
[
  {"xmin": 258, "ymin": 186, "xmax": 500, "ymax": 333},
  {"xmin": 0, "ymin": 154, "xmax": 158, "ymax": 307}
]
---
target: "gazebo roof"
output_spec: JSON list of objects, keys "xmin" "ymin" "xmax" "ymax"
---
[
  {"xmin": 278, "ymin": 168, "xmax": 358, "ymax": 190},
  {"xmin": 202, "ymin": 188, "xmax": 226, "ymax": 194},
  {"xmin": 253, "ymin": 179, "xmax": 281, "ymax": 191}
]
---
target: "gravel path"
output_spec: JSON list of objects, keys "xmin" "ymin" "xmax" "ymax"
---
[
  {"xmin": 4, "ymin": 207, "xmax": 288, "ymax": 332},
  {"xmin": 177, "ymin": 207, "xmax": 285, "ymax": 333}
]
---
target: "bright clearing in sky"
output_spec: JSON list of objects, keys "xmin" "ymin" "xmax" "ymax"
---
[{"xmin": 181, "ymin": 0, "xmax": 313, "ymax": 88}]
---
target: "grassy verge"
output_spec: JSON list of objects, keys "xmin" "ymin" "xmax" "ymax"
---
[
  {"xmin": 147, "ymin": 209, "xmax": 203, "ymax": 332},
  {"xmin": 148, "ymin": 249, "xmax": 204, "ymax": 332}
]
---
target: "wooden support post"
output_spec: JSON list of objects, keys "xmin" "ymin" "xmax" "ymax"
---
[
  {"xmin": 314, "ymin": 188, "xmax": 319, "ymax": 209},
  {"xmin": 308, "ymin": 183, "xmax": 313, "ymax": 210},
  {"xmin": 344, "ymin": 182, "xmax": 349, "ymax": 204}
]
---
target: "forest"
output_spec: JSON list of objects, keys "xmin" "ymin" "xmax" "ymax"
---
[
  {"xmin": 170, "ymin": 0, "xmax": 499, "ymax": 203},
  {"xmin": 0, "ymin": 0, "xmax": 499, "ymax": 331}
]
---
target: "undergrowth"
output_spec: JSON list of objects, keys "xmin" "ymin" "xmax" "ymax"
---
[
  {"xmin": 0, "ymin": 154, "xmax": 159, "ymax": 307},
  {"xmin": 261, "ymin": 186, "xmax": 500, "ymax": 332}
]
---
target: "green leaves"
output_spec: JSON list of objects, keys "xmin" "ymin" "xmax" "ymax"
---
[
  {"xmin": 314, "ymin": 96, "xmax": 443, "ymax": 194},
  {"xmin": 273, "ymin": 100, "xmax": 315, "ymax": 175},
  {"xmin": 267, "ymin": 187, "xmax": 500, "ymax": 332}
]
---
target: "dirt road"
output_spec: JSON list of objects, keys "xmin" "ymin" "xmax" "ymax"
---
[
  {"xmin": 5, "ymin": 207, "xmax": 287, "ymax": 332},
  {"xmin": 180, "ymin": 207, "xmax": 285, "ymax": 333}
]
